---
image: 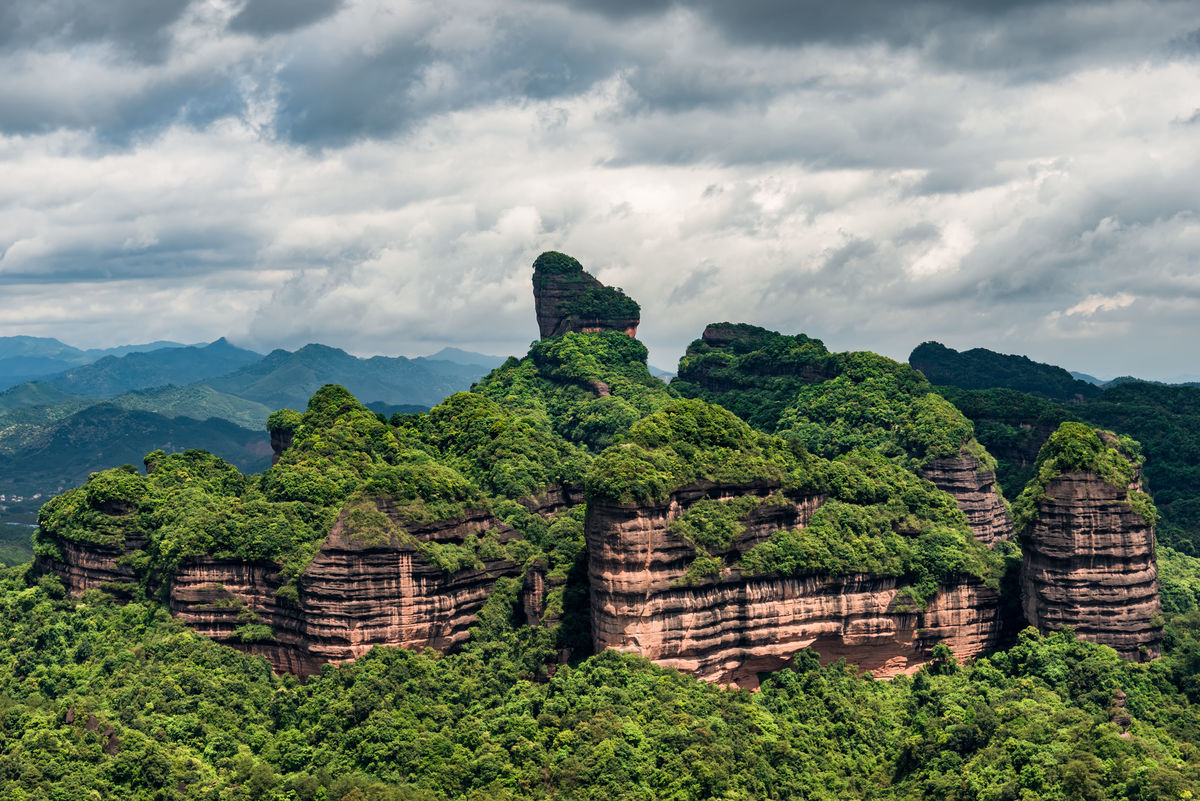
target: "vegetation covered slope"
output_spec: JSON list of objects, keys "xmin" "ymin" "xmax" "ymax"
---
[
  {"xmin": 936, "ymin": 380, "xmax": 1200, "ymax": 554},
  {"xmin": 0, "ymin": 407, "xmax": 271, "ymax": 517},
  {"xmin": 4, "ymin": 563, "xmax": 1200, "ymax": 800},
  {"xmin": 588, "ymin": 398, "xmax": 1005, "ymax": 602},
  {"xmin": 672, "ymin": 324, "xmax": 987, "ymax": 472},
  {"xmin": 910, "ymin": 341, "xmax": 1100, "ymax": 402},
  {"xmin": 472, "ymin": 330, "xmax": 674, "ymax": 453}
]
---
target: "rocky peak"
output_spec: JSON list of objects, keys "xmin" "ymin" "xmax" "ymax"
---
[
  {"xmin": 532, "ymin": 251, "xmax": 640, "ymax": 339},
  {"xmin": 1017, "ymin": 423, "xmax": 1162, "ymax": 660}
]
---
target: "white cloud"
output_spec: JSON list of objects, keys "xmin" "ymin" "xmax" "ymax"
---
[
  {"xmin": 1064, "ymin": 292, "xmax": 1137, "ymax": 317},
  {"xmin": 0, "ymin": 0, "xmax": 1198, "ymax": 379}
]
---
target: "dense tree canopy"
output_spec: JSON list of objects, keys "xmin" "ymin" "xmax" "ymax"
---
[{"xmin": 3, "ymin": 562, "xmax": 1200, "ymax": 800}]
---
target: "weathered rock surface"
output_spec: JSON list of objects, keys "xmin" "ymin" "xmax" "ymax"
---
[
  {"xmin": 532, "ymin": 252, "xmax": 639, "ymax": 339},
  {"xmin": 43, "ymin": 500, "xmax": 534, "ymax": 676},
  {"xmin": 587, "ymin": 481, "xmax": 1008, "ymax": 687},
  {"xmin": 35, "ymin": 534, "xmax": 145, "ymax": 601},
  {"xmin": 921, "ymin": 450, "xmax": 1013, "ymax": 546},
  {"xmin": 1021, "ymin": 472, "xmax": 1162, "ymax": 659}
]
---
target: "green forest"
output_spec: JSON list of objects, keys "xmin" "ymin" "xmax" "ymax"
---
[
  {"xmin": 5, "ymin": 559, "xmax": 1200, "ymax": 800},
  {"xmin": 3, "ymin": 318, "xmax": 1200, "ymax": 799}
]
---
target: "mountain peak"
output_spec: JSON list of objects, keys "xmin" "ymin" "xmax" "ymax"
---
[{"xmin": 531, "ymin": 251, "xmax": 640, "ymax": 339}]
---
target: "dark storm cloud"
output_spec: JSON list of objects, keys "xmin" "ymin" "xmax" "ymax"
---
[
  {"xmin": 0, "ymin": 0, "xmax": 189, "ymax": 61},
  {"xmin": 228, "ymin": 0, "xmax": 346, "ymax": 36},
  {"xmin": 2, "ymin": 0, "xmax": 1199, "ymax": 378},
  {"xmin": 271, "ymin": 11, "xmax": 620, "ymax": 146}
]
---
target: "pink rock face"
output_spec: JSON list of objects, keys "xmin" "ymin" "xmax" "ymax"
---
[
  {"xmin": 36, "ymin": 533, "xmax": 145, "ymax": 599},
  {"xmin": 921, "ymin": 450, "xmax": 1013, "ymax": 546},
  {"xmin": 43, "ymin": 498, "xmax": 542, "ymax": 676},
  {"xmin": 1020, "ymin": 472, "xmax": 1162, "ymax": 660},
  {"xmin": 587, "ymin": 481, "xmax": 1007, "ymax": 687},
  {"xmin": 169, "ymin": 503, "xmax": 523, "ymax": 675}
]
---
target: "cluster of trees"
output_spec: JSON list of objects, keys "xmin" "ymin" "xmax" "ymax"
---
[
  {"xmin": 934, "ymin": 378, "xmax": 1200, "ymax": 553},
  {"xmin": 672, "ymin": 326, "xmax": 985, "ymax": 470},
  {"xmin": 4, "ymin": 561, "xmax": 1200, "ymax": 800},
  {"xmin": 909, "ymin": 341, "xmax": 1100, "ymax": 402}
]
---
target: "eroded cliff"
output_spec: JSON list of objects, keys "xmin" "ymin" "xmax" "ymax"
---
[
  {"xmin": 588, "ymin": 480, "xmax": 1008, "ymax": 687},
  {"xmin": 1020, "ymin": 471, "xmax": 1162, "ymax": 659},
  {"xmin": 1017, "ymin": 425, "xmax": 1162, "ymax": 659},
  {"xmin": 921, "ymin": 449, "xmax": 1013, "ymax": 546},
  {"xmin": 532, "ymin": 251, "xmax": 640, "ymax": 339}
]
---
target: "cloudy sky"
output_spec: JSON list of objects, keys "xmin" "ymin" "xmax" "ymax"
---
[{"xmin": 1, "ymin": 0, "xmax": 1198, "ymax": 379}]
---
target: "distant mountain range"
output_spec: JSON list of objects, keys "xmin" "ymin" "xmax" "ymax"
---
[
  {"xmin": 0, "ymin": 336, "xmax": 191, "ymax": 390},
  {"xmin": 207, "ymin": 343, "xmax": 491, "ymax": 410},
  {"xmin": 0, "ymin": 337, "xmax": 508, "ymax": 521}
]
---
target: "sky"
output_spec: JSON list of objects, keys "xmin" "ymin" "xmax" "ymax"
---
[{"xmin": 1, "ymin": 0, "xmax": 1198, "ymax": 380}]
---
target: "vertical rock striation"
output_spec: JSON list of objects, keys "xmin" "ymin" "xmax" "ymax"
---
[
  {"xmin": 532, "ymin": 252, "xmax": 640, "ymax": 339},
  {"xmin": 921, "ymin": 449, "xmax": 1013, "ymax": 546},
  {"xmin": 1020, "ymin": 470, "xmax": 1162, "ymax": 659},
  {"xmin": 588, "ymin": 482, "xmax": 1008, "ymax": 687}
]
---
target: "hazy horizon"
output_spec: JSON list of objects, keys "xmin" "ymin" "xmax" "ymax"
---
[{"xmin": 2, "ymin": 0, "xmax": 1199, "ymax": 381}]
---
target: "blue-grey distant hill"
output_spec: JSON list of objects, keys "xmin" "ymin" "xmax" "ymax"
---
[
  {"xmin": 0, "ymin": 339, "xmax": 499, "ymax": 521},
  {"xmin": 0, "ymin": 336, "xmax": 190, "ymax": 390},
  {"xmin": 422, "ymin": 346, "xmax": 508, "ymax": 371},
  {"xmin": 0, "ymin": 405, "xmax": 272, "ymax": 518},
  {"xmin": 207, "ymin": 343, "xmax": 488, "ymax": 409},
  {"xmin": 41, "ymin": 338, "xmax": 262, "ymax": 396}
]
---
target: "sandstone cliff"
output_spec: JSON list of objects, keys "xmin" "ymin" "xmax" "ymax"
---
[
  {"xmin": 1020, "ymin": 470, "xmax": 1162, "ymax": 659},
  {"xmin": 588, "ymin": 481, "xmax": 1008, "ymax": 687},
  {"xmin": 532, "ymin": 251, "xmax": 639, "ymax": 339},
  {"xmin": 43, "ymin": 498, "xmax": 540, "ymax": 676},
  {"xmin": 921, "ymin": 449, "xmax": 1013, "ymax": 546}
]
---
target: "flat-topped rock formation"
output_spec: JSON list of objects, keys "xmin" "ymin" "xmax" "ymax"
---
[
  {"xmin": 1020, "ymin": 470, "xmax": 1162, "ymax": 659},
  {"xmin": 587, "ymin": 481, "xmax": 1008, "ymax": 687},
  {"xmin": 43, "ymin": 498, "xmax": 535, "ymax": 676},
  {"xmin": 532, "ymin": 251, "xmax": 639, "ymax": 339},
  {"xmin": 1018, "ymin": 424, "xmax": 1162, "ymax": 660}
]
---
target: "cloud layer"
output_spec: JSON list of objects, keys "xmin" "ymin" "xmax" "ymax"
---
[{"xmin": 1, "ymin": 0, "xmax": 1198, "ymax": 379}]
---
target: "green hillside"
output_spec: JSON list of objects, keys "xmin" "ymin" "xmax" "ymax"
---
[{"xmin": 910, "ymin": 341, "xmax": 1100, "ymax": 402}]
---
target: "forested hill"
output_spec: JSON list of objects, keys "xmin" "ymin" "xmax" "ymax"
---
[
  {"xmin": 910, "ymin": 341, "xmax": 1100, "ymax": 402},
  {"xmin": 7, "ymin": 252, "xmax": 1200, "ymax": 800}
]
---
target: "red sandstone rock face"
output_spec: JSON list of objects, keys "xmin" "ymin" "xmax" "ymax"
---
[
  {"xmin": 921, "ymin": 450, "xmax": 1013, "ymax": 546},
  {"xmin": 43, "ymin": 498, "xmax": 548, "ymax": 676},
  {"xmin": 1020, "ymin": 472, "xmax": 1162, "ymax": 660},
  {"xmin": 587, "ymin": 482, "xmax": 1007, "ymax": 687},
  {"xmin": 169, "ymin": 503, "xmax": 524, "ymax": 675},
  {"xmin": 36, "ymin": 533, "xmax": 145, "ymax": 600},
  {"xmin": 532, "ymin": 257, "xmax": 639, "ymax": 339}
]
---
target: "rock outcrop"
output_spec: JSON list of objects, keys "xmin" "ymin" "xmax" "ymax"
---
[
  {"xmin": 44, "ymin": 499, "xmax": 533, "ymax": 676},
  {"xmin": 921, "ymin": 450, "xmax": 1013, "ymax": 546},
  {"xmin": 1020, "ymin": 470, "xmax": 1162, "ymax": 660},
  {"xmin": 532, "ymin": 251, "xmax": 639, "ymax": 339},
  {"xmin": 588, "ymin": 482, "xmax": 1008, "ymax": 687}
]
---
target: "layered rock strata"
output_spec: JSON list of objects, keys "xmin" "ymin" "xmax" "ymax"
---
[
  {"xmin": 532, "ymin": 251, "xmax": 639, "ymax": 339},
  {"xmin": 588, "ymin": 482, "xmax": 1007, "ymax": 687},
  {"xmin": 36, "ymin": 533, "xmax": 145, "ymax": 600},
  {"xmin": 921, "ymin": 450, "xmax": 1013, "ymax": 546},
  {"xmin": 44, "ymin": 501, "xmax": 531, "ymax": 676},
  {"xmin": 1020, "ymin": 472, "xmax": 1162, "ymax": 659}
]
